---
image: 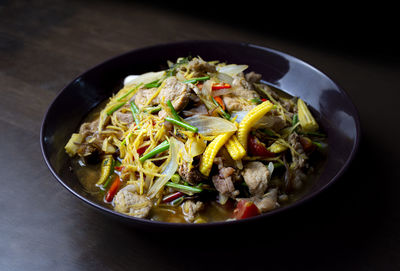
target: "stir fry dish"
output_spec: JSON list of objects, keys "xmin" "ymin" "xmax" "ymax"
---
[{"xmin": 65, "ymin": 56, "xmax": 327, "ymax": 223}]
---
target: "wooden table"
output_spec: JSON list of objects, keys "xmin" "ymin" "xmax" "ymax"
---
[{"xmin": 1, "ymin": 1, "xmax": 399, "ymax": 270}]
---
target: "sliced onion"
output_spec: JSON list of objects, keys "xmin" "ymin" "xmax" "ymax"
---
[
  {"xmin": 184, "ymin": 115, "xmax": 237, "ymax": 136},
  {"xmin": 123, "ymin": 71, "xmax": 166, "ymax": 87},
  {"xmin": 217, "ymin": 64, "xmax": 248, "ymax": 77},
  {"xmin": 216, "ymin": 72, "xmax": 234, "ymax": 85},
  {"xmin": 148, "ymin": 138, "xmax": 179, "ymax": 198}
]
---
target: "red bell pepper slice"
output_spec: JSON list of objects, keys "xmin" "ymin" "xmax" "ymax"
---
[{"xmin": 212, "ymin": 83, "xmax": 231, "ymax": 90}]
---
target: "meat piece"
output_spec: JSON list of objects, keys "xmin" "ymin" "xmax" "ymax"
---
[
  {"xmin": 114, "ymin": 185, "xmax": 152, "ymax": 218},
  {"xmin": 252, "ymin": 188, "xmax": 278, "ymax": 212},
  {"xmin": 182, "ymin": 200, "xmax": 204, "ymax": 223},
  {"xmin": 212, "ymin": 166, "xmax": 239, "ymax": 198},
  {"xmin": 115, "ymin": 111, "xmax": 133, "ymax": 124},
  {"xmin": 245, "ymin": 71, "xmax": 262, "ymax": 85},
  {"xmin": 222, "ymin": 95, "xmax": 256, "ymax": 112},
  {"xmin": 288, "ymin": 132, "xmax": 307, "ymax": 169},
  {"xmin": 222, "ymin": 77, "xmax": 260, "ymax": 112},
  {"xmin": 178, "ymin": 162, "xmax": 203, "ymax": 185},
  {"xmin": 182, "ymin": 104, "xmax": 208, "ymax": 117},
  {"xmin": 76, "ymin": 118, "xmax": 108, "ymax": 156},
  {"xmin": 79, "ymin": 118, "xmax": 99, "ymax": 139},
  {"xmin": 242, "ymin": 161, "xmax": 270, "ymax": 196},
  {"xmin": 134, "ymin": 77, "xmax": 190, "ymax": 113},
  {"xmin": 134, "ymin": 87, "xmax": 158, "ymax": 108},
  {"xmin": 184, "ymin": 58, "xmax": 216, "ymax": 77}
]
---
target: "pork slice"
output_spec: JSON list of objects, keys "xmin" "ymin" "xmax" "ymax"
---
[
  {"xmin": 242, "ymin": 161, "xmax": 270, "ymax": 196},
  {"xmin": 212, "ymin": 166, "xmax": 239, "ymax": 198},
  {"xmin": 114, "ymin": 185, "xmax": 152, "ymax": 218},
  {"xmin": 185, "ymin": 58, "xmax": 216, "ymax": 77},
  {"xmin": 134, "ymin": 87, "xmax": 158, "ymax": 109},
  {"xmin": 178, "ymin": 162, "xmax": 203, "ymax": 185}
]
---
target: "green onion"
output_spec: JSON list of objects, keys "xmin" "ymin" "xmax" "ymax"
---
[
  {"xmin": 165, "ymin": 117, "xmax": 198, "ymax": 133},
  {"xmin": 165, "ymin": 182, "xmax": 203, "ymax": 194},
  {"xmin": 166, "ymin": 100, "xmax": 181, "ymax": 120},
  {"xmin": 130, "ymin": 101, "xmax": 141, "ymax": 128},
  {"xmin": 144, "ymin": 80, "xmax": 162, "ymax": 89},
  {"xmin": 106, "ymin": 102, "xmax": 126, "ymax": 116},
  {"xmin": 171, "ymin": 196, "xmax": 185, "ymax": 206},
  {"xmin": 171, "ymin": 173, "xmax": 181, "ymax": 184},
  {"xmin": 292, "ymin": 114, "xmax": 299, "ymax": 126},
  {"xmin": 183, "ymin": 76, "xmax": 210, "ymax": 84},
  {"xmin": 139, "ymin": 140, "xmax": 170, "ymax": 162},
  {"xmin": 144, "ymin": 106, "xmax": 162, "ymax": 114},
  {"xmin": 117, "ymin": 83, "xmax": 143, "ymax": 101},
  {"xmin": 251, "ymin": 98, "xmax": 263, "ymax": 104},
  {"xmin": 211, "ymin": 96, "xmax": 231, "ymax": 120}
]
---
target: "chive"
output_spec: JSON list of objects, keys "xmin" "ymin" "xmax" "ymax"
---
[
  {"xmin": 101, "ymin": 174, "xmax": 114, "ymax": 190},
  {"xmin": 130, "ymin": 101, "xmax": 141, "ymax": 128},
  {"xmin": 183, "ymin": 76, "xmax": 210, "ymax": 84},
  {"xmin": 139, "ymin": 140, "xmax": 170, "ymax": 162},
  {"xmin": 166, "ymin": 100, "xmax": 181, "ymax": 120},
  {"xmin": 165, "ymin": 117, "xmax": 198, "ymax": 133},
  {"xmin": 171, "ymin": 173, "xmax": 181, "ymax": 184},
  {"xmin": 117, "ymin": 83, "xmax": 143, "ymax": 101},
  {"xmin": 165, "ymin": 182, "xmax": 203, "ymax": 193},
  {"xmin": 260, "ymin": 128, "xmax": 278, "ymax": 137},
  {"xmin": 107, "ymin": 102, "xmax": 126, "ymax": 116}
]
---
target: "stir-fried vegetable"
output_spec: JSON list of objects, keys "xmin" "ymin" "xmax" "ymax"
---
[{"xmin": 66, "ymin": 56, "xmax": 327, "ymax": 223}]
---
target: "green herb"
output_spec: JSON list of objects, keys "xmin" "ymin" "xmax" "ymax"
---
[
  {"xmin": 106, "ymin": 102, "xmax": 126, "ymax": 116},
  {"xmin": 183, "ymin": 76, "xmax": 210, "ymax": 84},
  {"xmin": 144, "ymin": 80, "xmax": 162, "ymax": 89},
  {"xmin": 165, "ymin": 117, "xmax": 198, "ymax": 133},
  {"xmin": 166, "ymin": 57, "xmax": 190, "ymax": 77},
  {"xmin": 116, "ymin": 83, "xmax": 143, "ymax": 101},
  {"xmin": 130, "ymin": 101, "xmax": 141, "ymax": 128},
  {"xmin": 171, "ymin": 173, "xmax": 181, "ymax": 184},
  {"xmin": 211, "ymin": 96, "xmax": 231, "ymax": 120},
  {"xmin": 292, "ymin": 114, "xmax": 299, "ymax": 126},
  {"xmin": 166, "ymin": 100, "xmax": 181, "ymax": 121},
  {"xmin": 171, "ymin": 196, "xmax": 185, "ymax": 206},
  {"xmin": 139, "ymin": 140, "xmax": 170, "ymax": 162},
  {"xmin": 165, "ymin": 182, "xmax": 203, "ymax": 194},
  {"xmin": 251, "ymin": 98, "xmax": 263, "ymax": 104},
  {"xmin": 144, "ymin": 106, "xmax": 162, "ymax": 114}
]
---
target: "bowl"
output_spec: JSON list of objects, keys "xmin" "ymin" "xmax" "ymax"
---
[{"xmin": 40, "ymin": 40, "xmax": 361, "ymax": 229}]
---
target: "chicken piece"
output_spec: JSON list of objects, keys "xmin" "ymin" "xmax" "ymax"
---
[
  {"xmin": 182, "ymin": 200, "xmax": 204, "ymax": 223},
  {"xmin": 242, "ymin": 161, "xmax": 270, "ymax": 196},
  {"xmin": 114, "ymin": 185, "xmax": 152, "ymax": 218},
  {"xmin": 183, "ymin": 58, "xmax": 216, "ymax": 77}
]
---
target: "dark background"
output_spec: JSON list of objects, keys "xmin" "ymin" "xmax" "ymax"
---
[{"xmin": 1, "ymin": 1, "xmax": 399, "ymax": 270}]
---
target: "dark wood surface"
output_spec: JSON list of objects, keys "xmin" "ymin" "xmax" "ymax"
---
[{"xmin": 1, "ymin": 1, "xmax": 399, "ymax": 270}]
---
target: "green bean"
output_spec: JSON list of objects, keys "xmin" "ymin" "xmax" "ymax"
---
[
  {"xmin": 165, "ymin": 117, "xmax": 198, "ymax": 133},
  {"xmin": 170, "ymin": 173, "xmax": 181, "ymax": 184},
  {"xmin": 139, "ymin": 140, "xmax": 170, "ymax": 162}
]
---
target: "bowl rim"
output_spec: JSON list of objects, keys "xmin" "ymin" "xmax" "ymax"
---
[{"xmin": 40, "ymin": 40, "xmax": 361, "ymax": 228}]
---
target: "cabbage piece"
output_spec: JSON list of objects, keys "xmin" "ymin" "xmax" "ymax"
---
[
  {"xmin": 184, "ymin": 115, "xmax": 237, "ymax": 136},
  {"xmin": 147, "ymin": 138, "xmax": 179, "ymax": 198}
]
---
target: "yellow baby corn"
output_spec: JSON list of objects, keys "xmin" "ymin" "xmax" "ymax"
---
[
  {"xmin": 199, "ymin": 131, "xmax": 234, "ymax": 176},
  {"xmin": 237, "ymin": 100, "xmax": 274, "ymax": 150},
  {"xmin": 297, "ymin": 98, "xmax": 319, "ymax": 132},
  {"xmin": 267, "ymin": 141, "xmax": 288, "ymax": 153},
  {"xmin": 225, "ymin": 135, "xmax": 246, "ymax": 160}
]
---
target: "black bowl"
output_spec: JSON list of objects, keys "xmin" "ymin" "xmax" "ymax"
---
[{"xmin": 40, "ymin": 40, "xmax": 360, "ymax": 229}]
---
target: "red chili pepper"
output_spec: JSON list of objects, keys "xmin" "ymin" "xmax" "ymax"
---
[
  {"xmin": 248, "ymin": 134, "xmax": 275, "ymax": 157},
  {"xmin": 212, "ymin": 83, "xmax": 231, "ymax": 90},
  {"xmin": 233, "ymin": 199, "xmax": 260, "ymax": 219},
  {"xmin": 105, "ymin": 175, "xmax": 121, "ymax": 202},
  {"xmin": 299, "ymin": 136, "xmax": 316, "ymax": 152},
  {"xmin": 137, "ymin": 145, "xmax": 149, "ymax": 156},
  {"xmin": 261, "ymin": 98, "xmax": 267, "ymax": 102},
  {"xmin": 114, "ymin": 166, "xmax": 124, "ymax": 171},
  {"xmin": 162, "ymin": 191, "xmax": 184, "ymax": 203}
]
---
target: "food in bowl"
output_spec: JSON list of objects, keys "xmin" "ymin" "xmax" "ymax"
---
[{"xmin": 64, "ymin": 56, "xmax": 327, "ymax": 223}]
